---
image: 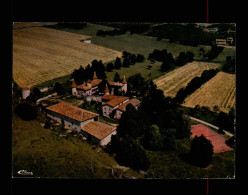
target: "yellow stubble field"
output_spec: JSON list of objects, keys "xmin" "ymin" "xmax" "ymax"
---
[
  {"xmin": 13, "ymin": 27, "xmax": 122, "ymax": 89},
  {"xmin": 183, "ymin": 72, "xmax": 236, "ymax": 113},
  {"xmin": 154, "ymin": 61, "xmax": 221, "ymax": 98}
]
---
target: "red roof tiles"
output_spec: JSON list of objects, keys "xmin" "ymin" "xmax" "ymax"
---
[
  {"xmin": 102, "ymin": 96, "xmax": 129, "ymax": 108},
  {"xmin": 115, "ymin": 99, "xmax": 140, "ymax": 111},
  {"xmin": 46, "ymin": 102, "xmax": 99, "ymax": 122},
  {"xmin": 82, "ymin": 121, "xmax": 116, "ymax": 140}
]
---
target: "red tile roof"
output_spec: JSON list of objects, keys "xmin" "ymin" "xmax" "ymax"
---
[
  {"xmin": 216, "ymin": 39, "xmax": 226, "ymax": 42},
  {"xmin": 104, "ymin": 84, "xmax": 110, "ymax": 93},
  {"xmin": 76, "ymin": 79, "xmax": 102, "ymax": 91},
  {"xmin": 102, "ymin": 96, "xmax": 129, "ymax": 108},
  {"xmin": 108, "ymin": 81, "xmax": 124, "ymax": 87},
  {"xmin": 82, "ymin": 121, "xmax": 116, "ymax": 140},
  {"xmin": 46, "ymin": 102, "xmax": 99, "ymax": 122},
  {"xmin": 101, "ymin": 94, "xmax": 117, "ymax": 100},
  {"xmin": 115, "ymin": 99, "xmax": 140, "ymax": 112},
  {"xmin": 122, "ymin": 76, "xmax": 127, "ymax": 84},
  {"xmin": 71, "ymin": 80, "xmax": 77, "ymax": 88}
]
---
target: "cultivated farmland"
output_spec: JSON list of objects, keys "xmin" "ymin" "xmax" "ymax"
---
[
  {"xmin": 153, "ymin": 61, "xmax": 221, "ymax": 98},
  {"xmin": 183, "ymin": 72, "xmax": 236, "ymax": 113},
  {"xmin": 13, "ymin": 27, "xmax": 122, "ymax": 89}
]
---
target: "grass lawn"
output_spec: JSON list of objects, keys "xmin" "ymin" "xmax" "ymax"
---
[
  {"xmin": 12, "ymin": 113, "xmax": 134, "ymax": 178},
  {"xmin": 146, "ymin": 138, "xmax": 235, "ymax": 178}
]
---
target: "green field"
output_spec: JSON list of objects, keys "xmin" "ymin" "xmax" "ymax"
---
[{"xmin": 47, "ymin": 23, "xmax": 235, "ymax": 84}]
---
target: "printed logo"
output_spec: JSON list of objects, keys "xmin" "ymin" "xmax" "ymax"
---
[{"xmin": 17, "ymin": 170, "xmax": 33, "ymax": 176}]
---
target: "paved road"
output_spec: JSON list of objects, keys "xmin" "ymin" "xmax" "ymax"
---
[{"xmin": 186, "ymin": 115, "xmax": 234, "ymax": 137}]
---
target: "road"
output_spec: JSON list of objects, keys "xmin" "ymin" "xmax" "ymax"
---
[{"xmin": 186, "ymin": 115, "xmax": 234, "ymax": 137}]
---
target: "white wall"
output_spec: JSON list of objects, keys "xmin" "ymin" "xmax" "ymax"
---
[{"xmin": 100, "ymin": 130, "xmax": 117, "ymax": 146}]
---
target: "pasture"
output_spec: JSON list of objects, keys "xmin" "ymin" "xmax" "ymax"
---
[
  {"xmin": 183, "ymin": 72, "xmax": 236, "ymax": 113},
  {"xmin": 13, "ymin": 27, "xmax": 122, "ymax": 89},
  {"xmin": 153, "ymin": 61, "xmax": 221, "ymax": 98}
]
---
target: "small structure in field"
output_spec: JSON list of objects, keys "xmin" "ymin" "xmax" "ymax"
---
[{"xmin": 21, "ymin": 87, "xmax": 30, "ymax": 99}]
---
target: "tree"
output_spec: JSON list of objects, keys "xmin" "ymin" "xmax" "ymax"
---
[
  {"xmin": 143, "ymin": 124, "xmax": 163, "ymax": 150},
  {"xmin": 106, "ymin": 63, "xmax": 114, "ymax": 72},
  {"xmin": 161, "ymin": 128, "xmax": 177, "ymax": 151},
  {"xmin": 114, "ymin": 57, "xmax": 122, "ymax": 69},
  {"xmin": 113, "ymin": 72, "xmax": 121, "ymax": 82},
  {"xmin": 116, "ymin": 136, "xmax": 150, "ymax": 170},
  {"xmin": 53, "ymin": 82, "xmax": 65, "ymax": 95},
  {"xmin": 122, "ymin": 58, "xmax": 130, "ymax": 68},
  {"xmin": 15, "ymin": 103, "xmax": 37, "ymax": 121},
  {"xmin": 136, "ymin": 54, "xmax": 145, "ymax": 62},
  {"xmin": 189, "ymin": 135, "xmax": 214, "ymax": 167},
  {"xmin": 199, "ymin": 48, "xmax": 206, "ymax": 59}
]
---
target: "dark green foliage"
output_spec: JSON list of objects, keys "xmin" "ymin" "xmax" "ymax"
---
[
  {"xmin": 222, "ymin": 56, "xmax": 235, "ymax": 74},
  {"xmin": 136, "ymin": 54, "xmax": 145, "ymax": 62},
  {"xmin": 225, "ymin": 136, "xmax": 235, "ymax": 149},
  {"xmin": 53, "ymin": 82, "xmax": 65, "ymax": 95},
  {"xmin": 113, "ymin": 72, "xmax": 121, "ymax": 82},
  {"xmin": 122, "ymin": 58, "xmax": 130, "ymax": 68},
  {"xmin": 161, "ymin": 128, "xmax": 177, "ymax": 151},
  {"xmin": 116, "ymin": 136, "xmax": 150, "ymax": 170},
  {"xmin": 188, "ymin": 135, "xmax": 214, "ymax": 167},
  {"xmin": 106, "ymin": 63, "xmax": 114, "ymax": 72},
  {"xmin": 15, "ymin": 103, "xmax": 37, "ymax": 121},
  {"xmin": 114, "ymin": 57, "xmax": 122, "ymax": 69},
  {"xmin": 174, "ymin": 69, "xmax": 218, "ymax": 104},
  {"xmin": 142, "ymin": 125, "xmax": 163, "ymax": 151},
  {"xmin": 214, "ymin": 108, "xmax": 235, "ymax": 134},
  {"xmin": 26, "ymin": 87, "xmax": 43, "ymax": 103},
  {"xmin": 206, "ymin": 45, "xmax": 224, "ymax": 61},
  {"xmin": 146, "ymin": 23, "xmax": 219, "ymax": 46}
]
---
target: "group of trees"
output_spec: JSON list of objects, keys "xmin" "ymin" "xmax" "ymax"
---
[
  {"xmin": 222, "ymin": 56, "xmax": 235, "ymax": 74},
  {"xmin": 174, "ymin": 69, "xmax": 218, "ymax": 104},
  {"xmin": 108, "ymin": 73, "xmax": 192, "ymax": 170},
  {"xmin": 146, "ymin": 23, "xmax": 219, "ymax": 46},
  {"xmin": 71, "ymin": 59, "xmax": 107, "ymax": 84},
  {"xmin": 148, "ymin": 49, "xmax": 194, "ymax": 73},
  {"xmin": 214, "ymin": 108, "xmax": 235, "ymax": 134},
  {"xmin": 106, "ymin": 52, "xmax": 145, "ymax": 72}
]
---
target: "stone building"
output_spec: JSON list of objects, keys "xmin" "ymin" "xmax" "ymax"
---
[
  {"xmin": 71, "ymin": 72, "xmax": 127, "ymax": 98},
  {"xmin": 46, "ymin": 101, "xmax": 116, "ymax": 146}
]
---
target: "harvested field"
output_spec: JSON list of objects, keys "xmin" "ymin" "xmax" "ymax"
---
[
  {"xmin": 13, "ymin": 22, "xmax": 58, "ymax": 29},
  {"xmin": 153, "ymin": 61, "xmax": 221, "ymax": 97},
  {"xmin": 13, "ymin": 27, "xmax": 122, "ymax": 89},
  {"xmin": 191, "ymin": 124, "xmax": 233, "ymax": 153},
  {"xmin": 183, "ymin": 72, "xmax": 236, "ymax": 113}
]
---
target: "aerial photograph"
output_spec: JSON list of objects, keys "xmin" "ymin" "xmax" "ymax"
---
[{"xmin": 12, "ymin": 22, "xmax": 236, "ymax": 179}]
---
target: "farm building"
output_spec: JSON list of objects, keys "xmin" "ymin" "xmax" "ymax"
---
[
  {"xmin": 226, "ymin": 37, "xmax": 234, "ymax": 44},
  {"xmin": 21, "ymin": 88, "xmax": 31, "ymax": 99},
  {"xmin": 216, "ymin": 39, "xmax": 227, "ymax": 45},
  {"xmin": 46, "ymin": 101, "xmax": 116, "ymax": 145},
  {"xmin": 71, "ymin": 72, "xmax": 127, "ymax": 97},
  {"xmin": 101, "ymin": 85, "xmax": 141, "ymax": 119},
  {"xmin": 80, "ymin": 37, "xmax": 91, "ymax": 44}
]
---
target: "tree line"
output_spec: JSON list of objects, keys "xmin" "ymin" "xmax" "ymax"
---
[
  {"xmin": 148, "ymin": 49, "xmax": 194, "ymax": 72},
  {"xmin": 174, "ymin": 69, "xmax": 219, "ymax": 104}
]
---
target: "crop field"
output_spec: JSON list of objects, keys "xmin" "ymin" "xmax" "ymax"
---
[
  {"xmin": 183, "ymin": 72, "xmax": 236, "ymax": 113},
  {"xmin": 153, "ymin": 61, "xmax": 221, "ymax": 98},
  {"xmin": 13, "ymin": 27, "xmax": 122, "ymax": 89}
]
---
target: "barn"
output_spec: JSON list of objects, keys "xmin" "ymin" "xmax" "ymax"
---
[{"xmin": 46, "ymin": 101, "xmax": 116, "ymax": 145}]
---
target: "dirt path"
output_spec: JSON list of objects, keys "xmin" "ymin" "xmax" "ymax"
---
[{"xmin": 186, "ymin": 115, "xmax": 234, "ymax": 137}]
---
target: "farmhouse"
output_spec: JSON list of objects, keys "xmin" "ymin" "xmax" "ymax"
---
[
  {"xmin": 226, "ymin": 37, "xmax": 234, "ymax": 44},
  {"xmin": 71, "ymin": 72, "xmax": 127, "ymax": 97},
  {"xmin": 46, "ymin": 101, "xmax": 116, "ymax": 145},
  {"xmin": 102, "ymin": 85, "xmax": 141, "ymax": 119},
  {"xmin": 216, "ymin": 39, "xmax": 227, "ymax": 45}
]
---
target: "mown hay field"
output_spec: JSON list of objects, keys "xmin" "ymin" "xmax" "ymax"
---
[
  {"xmin": 183, "ymin": 72, "xmax": 236, "ymax": 113},
  {"xmin": 13, "ymin": 27, "xmax": 122, "ymax": 89},
  {"xmin": 153, "ymin": 61, "xmax": 221, "ymax": 98}
]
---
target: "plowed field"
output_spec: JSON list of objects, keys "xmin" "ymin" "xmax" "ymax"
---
[
  {"xmin": 154, "ymin": 61, "xmax": 221, "ymax": 97},
  {"xmin": 13, "ymin": 27, "xmax": 122, "ymax": 89},
  {"xmin": 183, "ymin": 72, "xmax": 236, "ymax": 113}
]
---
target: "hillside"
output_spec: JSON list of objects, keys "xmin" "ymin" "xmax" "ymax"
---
[{"xmin": 12, "ymin": 113, "xmax": 143, "ymax": 178}]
